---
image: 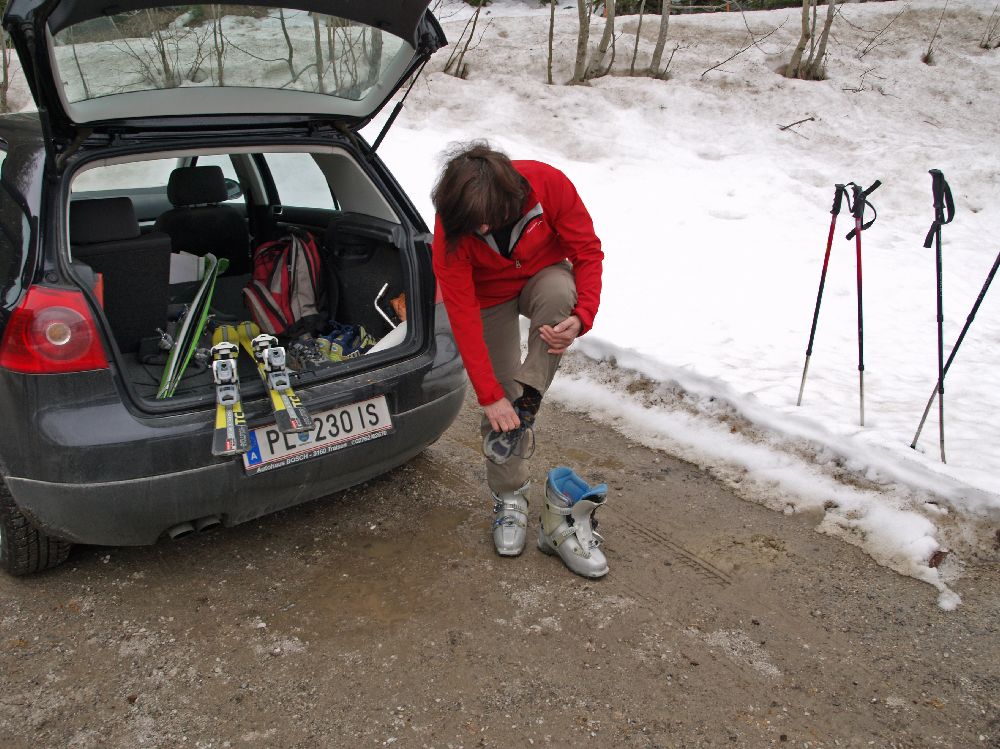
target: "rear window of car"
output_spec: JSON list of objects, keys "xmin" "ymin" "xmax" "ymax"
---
[{"xmin": 50, "ymin": 7, "xmax": 411, "ymax": 105}]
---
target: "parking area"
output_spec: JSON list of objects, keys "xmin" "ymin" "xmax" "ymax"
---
[{"xmin": 1, "ymin": 392, "xmax": 997, "ymax": 749}]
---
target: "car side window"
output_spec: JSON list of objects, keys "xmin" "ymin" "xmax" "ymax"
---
[
  {"xmin": 71, "ymin": 158, "xmax": 180, "ymax": 194},
  {"xmin": 261, "ymin": 152, "xmax": 338, "ymax": 210},
  {"xmin": 71, "ymin": 157, "xmax": 187, "ymax": 225}
]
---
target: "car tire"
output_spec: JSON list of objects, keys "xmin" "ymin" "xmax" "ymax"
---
[{"xmin": 0, "ymin": 481, "xmax": 72, "ymax": 576}]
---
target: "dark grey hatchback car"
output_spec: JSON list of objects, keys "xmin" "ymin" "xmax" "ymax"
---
[{"xmin": 0, "ymin": 0, "xmax": 465, "ymax": 574}]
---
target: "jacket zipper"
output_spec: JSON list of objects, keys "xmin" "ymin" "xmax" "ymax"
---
[{"xmin": 509, "ymin": 214, "xmax": 544, "ymax": 270}]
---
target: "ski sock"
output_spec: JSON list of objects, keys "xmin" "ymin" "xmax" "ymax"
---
[{"xmin": 514, "ymin": 384, "xmax": 542, "ymax": 416}]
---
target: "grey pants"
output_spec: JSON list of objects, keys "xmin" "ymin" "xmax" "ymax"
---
[{"xmin": 480, "ymin": 262, "xmax": 578, "ymax": 493}]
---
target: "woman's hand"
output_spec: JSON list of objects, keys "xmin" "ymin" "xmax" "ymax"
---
[
  {"xmin": 539, "ymin": 315, "xmax": 582, "ymax": 354},
  {"xmin": 483, "ymin": 397, "xmax": 520, "ymax": 433}
]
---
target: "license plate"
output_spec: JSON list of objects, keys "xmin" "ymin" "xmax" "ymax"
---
[{"xmin": 242, "ymin": 395, "xmax": 393, "ymax": 476}]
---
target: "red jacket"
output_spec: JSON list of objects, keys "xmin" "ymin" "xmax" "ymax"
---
[{"xmin": 432, "ymin": 161, "xmax": 603, "ymax": 405}]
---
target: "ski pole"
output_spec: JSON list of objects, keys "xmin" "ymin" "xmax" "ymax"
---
[
  {"xmin": 845, "ymin": 179, "xmax": 881, "ymax": 427},
  {"xmin": 912, "ymin": 169, "xmax": 956, "ymax": 460},
  {"xmin": 797, "ymin": 183, "xmax": 847, "ymax": 406},
  {"xmin": 911, "ymin": 248, "xmax": 1000, "ymax": 452}
]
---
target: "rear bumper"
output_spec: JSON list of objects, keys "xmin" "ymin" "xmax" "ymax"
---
[{"xmin": 6, "ymin": 385, "xmax": 465, "ymax": 545}]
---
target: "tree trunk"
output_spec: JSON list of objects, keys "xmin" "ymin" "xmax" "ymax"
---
[
  {"xmin": 312, "ymin": 15, "xmax": 326, "ymax": 93},
  {"xmin": 452, "ymin": 5, "xmax": 481, "ymax": 79},
  {"xmin": 279, "ymin": 9, "xmax": 295, "ymax": 80},
  {"xmin": 212, "ymin": 6, "xmax": 225, "ymax": 87},
  {"xmin": 68, "ymin": 27, "xmax": 92, "ymax": 99},
  {"xmin": 571, "ymin": 0, "xmax": 590, "ymax": 83},
  {"xmin": 366, "ymin": 29, "xmax": 383, "ymax": 88},
  {"xmin": 327, "ymin": 18, "xmax": 341, "ymax": 91},
  {"xmin": 547, "ymin": 0, "xmax": 556, "ymax": 85},
  {"xmin": 629, "ymin": 0, "xmax": 647, "ymax": 76},
  {"xmin": 148, "ymin": 11, "xmax": 177, "ymax": 88},
  {"xmin": 806, "ymin": 0, "xmax": 818, "ymax": 67},
  {"xmin": 807, "ymin": 0, "xmax": 837, "ymax": 79},
  {"xmin": 649, "ymin": 0, "xmax": 672, "ymax": 76},
  {"xmin": 585, "ymin": 0, "xmax": 615, "ymax": 79},
  {"xmin": 784, "ymin": 0, "xmax": 811, "ymax": 78}
]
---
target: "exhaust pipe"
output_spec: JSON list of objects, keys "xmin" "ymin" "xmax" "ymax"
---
[
  {"xmin": 194, "ymin": 516, "xmax": 222, "ymax": 533},
  {"xmin": 167, "ymin": 522, "xmax": 195, "ymax": 540}
]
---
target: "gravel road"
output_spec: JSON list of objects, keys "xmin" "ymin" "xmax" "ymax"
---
[{"xmin": 1, "ymin": 393, "xmax": 997, "ymax": 748}]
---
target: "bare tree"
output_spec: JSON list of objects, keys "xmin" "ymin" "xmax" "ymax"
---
[
  {"xmin": 648, "ymin": 0, "xmax": 672, "ymax": 78},
  {"xmin": 785, "ymin": 0, "xmax": 837, "ymax": 80},
  {"xmin": 629, "ymin": 0, "xmax": 648, "ymax": 76},
  {"xmin": 704, "ymin": 22, "xmax": 782, "ymax": 78},
  {"xmin": 444, "ymin": 5, "xmax": 484, "ymax": 79},
  {"xmin": 922, "ymin": 0, "xmax": 948, "ymax": 64},
  {"xmin": 981, "ymin": 4, "xmax": 1000, "ymax": 49},
  {"xmin": 326, "ymin": 16, "xmax": 342, "ymax": 91},
  {"xmin": 278, "ymin": 8, "xmax": 296, "ymax": 80},
  {"xmin": 584, "ymin": 0, "xmax": 615, "ymax": 80},
  {"xmin": 571, "ymin": 0, "xmax": 591, "ymax": 83},
  {"xmin": 856, "ymin": 7, "xmax": 905, "ymax": 59},
  {"xmin": 363, "ymin": 28, "xmax": 383, "ymax": 89},
  {"xmin": 211, "ymin": 5, "xmax": 226, "ymax": 86},
  {"xmin": 311, "ymin": 14, "xmax": 326, "ymax": 93},
  {"xmin": 109, "ymin": 11, "xmax": 209, "ymax": 90},
  {"xmin": 333, "ymin": 23, "xmax": 363, "ymax": 95},
  {"xmin": 547, "ymin": 0, "xmax": 556, "ymax": 84},
  {"xmin": 152, "ymin": 16, "xmax": 177, "ymax": 85},
  {"xmin": 67, "ymin": 27, "xmax": 92, "ymax": 99}
]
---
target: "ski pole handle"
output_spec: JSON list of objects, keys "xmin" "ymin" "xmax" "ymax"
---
[
  {"xmin": 924, "ymin": 169, "xmax": 956, "ymax": 248},
  {"xmin": 845, "ymin": 180, "xmax": 882, "ymax": 239},
  {"xmin": 850, "ymin": 183, "xmax": 865, "ymax": 220},
  {"xmin": 852, "ymin": 180, "xmax": 881, "ymax": 219},
  {"xmin": 831, "ymin": 183, "xmax": 846, "ymax": 215},
  {"xmin": 928, "ymin": 169, "xmax": 954, "ymax": 219}
]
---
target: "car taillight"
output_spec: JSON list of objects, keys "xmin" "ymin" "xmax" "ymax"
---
[{"xmin": 0, "ymin": 285, "xmax": 109, "ymax": 374}]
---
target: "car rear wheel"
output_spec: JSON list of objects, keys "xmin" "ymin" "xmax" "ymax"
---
[{"xmin": 0, "ymin": 482, "xmax": 72, "ymax": 576}]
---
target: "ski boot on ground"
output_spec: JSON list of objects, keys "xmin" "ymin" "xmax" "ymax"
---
[
  {"xmin": 491, "ymin": 482, "xmax": 530, "ymax": 556},
  {"xmin": 538, "ymin": 466, "xmax": 609, "ymax": 578},
  {"xmin": 482, "ymin": 406, "xmax": 536, "ymax": 465}
]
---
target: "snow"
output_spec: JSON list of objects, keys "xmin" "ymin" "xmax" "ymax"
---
[
  {"xmin": 8, "ymin": 0, "xmax": 998, "ymax": 606},
  {"xmin": 367, "ymin": 0, "xmax": 1000, "ymax": 608}
]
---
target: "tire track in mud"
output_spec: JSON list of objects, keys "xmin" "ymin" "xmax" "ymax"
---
[{"xmin": 616, "ymin": 513, "xmax": 731, "ymax": 594}]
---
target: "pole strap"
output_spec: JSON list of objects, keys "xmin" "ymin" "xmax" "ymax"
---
[
  {"xmin": 845, "ymin": 180, "xmax": 881, "ymax": 240},
  {"xmin": 923, "ymin": 169, "xmax": 956, "ymax": 248}
]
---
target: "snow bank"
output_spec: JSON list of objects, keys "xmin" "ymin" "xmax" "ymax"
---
[{"xmin": 370, "ymin": 0, "xmax": 999, "ymax": 607}]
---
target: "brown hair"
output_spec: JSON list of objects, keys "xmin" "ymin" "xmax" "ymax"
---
[{"xmin": 431, "ymin": 142, "xmax": 529, "ymax": 252}]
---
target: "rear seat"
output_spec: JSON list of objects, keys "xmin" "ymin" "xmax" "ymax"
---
[
  {"xmin": 70, "ymin": 197, "xmax": 172, "ymax": 354},
  {"xmin": 154, "ymin": 166, "xmax": 251, "ymax": 276}
]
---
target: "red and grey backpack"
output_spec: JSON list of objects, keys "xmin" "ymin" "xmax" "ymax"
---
[{"xmin": 242, "ymin": 229, "xmax": 329, "ymax": 338}]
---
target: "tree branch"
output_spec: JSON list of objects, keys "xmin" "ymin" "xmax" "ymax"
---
[{"xmin": 701, "ymin": 23, "xmax": 782, "ymax": 79}]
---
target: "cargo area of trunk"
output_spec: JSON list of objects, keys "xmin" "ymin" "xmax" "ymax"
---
[{"xmin": 69, "ymin": 202, "xmax": 414, "ymax": 408}]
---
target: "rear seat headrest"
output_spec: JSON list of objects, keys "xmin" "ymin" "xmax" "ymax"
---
[
  {"xmin": 70, "ymin": 197, "xmax": 140, "ymax": 244},
  {"xmin": 168, "ymin": 165, "xmax": 229, "ymax": 207}
]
